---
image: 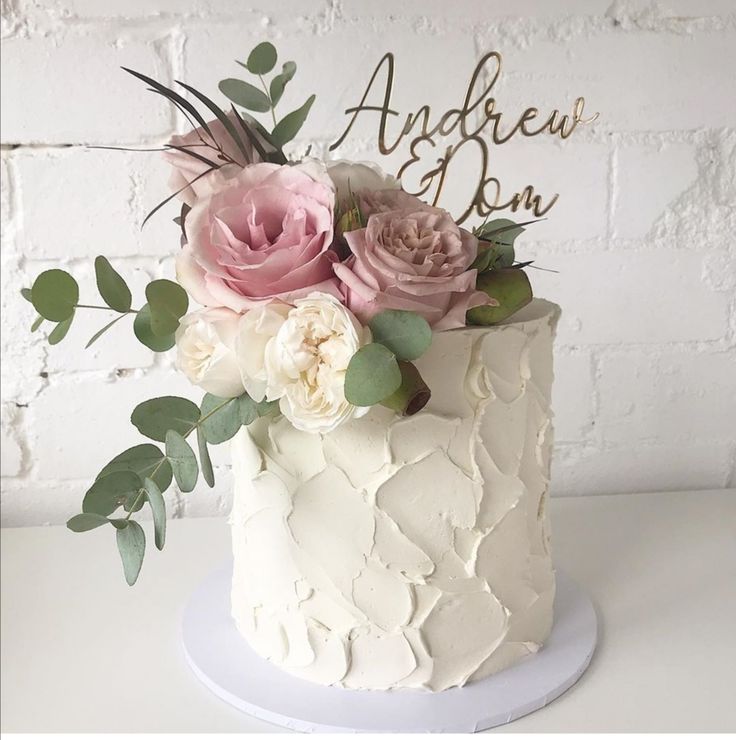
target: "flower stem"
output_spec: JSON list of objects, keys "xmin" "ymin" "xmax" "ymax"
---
[
  {"xmin": 258, "ymin": 74, "xmax": 278, "ymax": 127},
  {"xmin": 76, "ymin": 304, "xmax": 139, "ymax": 314}
]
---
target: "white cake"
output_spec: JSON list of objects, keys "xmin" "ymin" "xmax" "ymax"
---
[{"xmin": 229, "ymin": 298, "xmax": 560, "ymax": 691}]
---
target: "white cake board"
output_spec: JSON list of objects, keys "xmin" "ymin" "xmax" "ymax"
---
[{"xmin": 181, "ymin": 565, "xmax": 597, "ymax": 733}]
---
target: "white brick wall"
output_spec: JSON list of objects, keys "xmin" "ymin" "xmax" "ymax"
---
[{"xmin": 1, "ymin": 0, "xmax": 734, "ymax": 525}]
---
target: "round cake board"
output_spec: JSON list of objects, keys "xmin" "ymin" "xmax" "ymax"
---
[{"xmin": 181, "ymin": 566, "xmax": 597, "ymax": 733}]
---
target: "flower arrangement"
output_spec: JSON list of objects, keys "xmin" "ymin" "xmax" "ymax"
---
[{"xmin": 22, "ymin": 43, "xmax": 538, "ymax": 585}]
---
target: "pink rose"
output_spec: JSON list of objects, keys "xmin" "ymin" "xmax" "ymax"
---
[
  {"xmin": 177, "ymin": 161, "xmax": 342, "ymax": 311},
  {"xmin": 334, "ymin": 197, "xmax": 492, "ymax": 331},
  {"xmin": 164, "ymin": 112, "xmax": 272, "ymax": 207}
]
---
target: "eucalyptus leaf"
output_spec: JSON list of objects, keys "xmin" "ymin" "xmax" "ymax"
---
[
  {"xmin": 116, "ymin": 519, "xmax": 146, "ymax": 586},
  {"xmin": 238, "ymin": 394, "xmax": 259, "ymax": 426},
  {"xmin": 344, "ymin": 343, "xmax": 402, "ymax": 407},
  {"xmin": 271, "ymin": 94, "xmax": 315, "ymax": 147},
  {"xmin": 219, "ymin": 79, "xmax": 271, "ymax": 112},
  {"xmin": 48, "ymin": 311, "xmax": 74, "ymax": 345},
  {"xmin": 94, "ymin": 256, "xmax": 132, "ymax": 312},
  {"xmin": 369, "ymin": 310, "xmax": 432, "ymax": 361},
  {"xmin": 98, "ymin": 443, "xmax": 172, "ymax": 494},
  {"xmin": 199, "ymin": 393, "xmax": 241, "ymax": 444},
  {"xmin": 246, "ymin": 41, "xmax": 277, "ymax": 75},
  {"xmin": 269, "ymin": 61, "xmax": 296, "ymax": 106},
  {"xmin": 197, "ymin": 427, "xmax": 215, "ymax": 488},
  {"xmin": 131, "ymin": 396, "xmax": 200, "ymax": 442},
  {"xmin": 21, "ymin": 288, "xmax": 33, "ymax": 303},
  {"xmin": 31, "ymin": 269, "xmax": 79, "ymax": 322},
  {"xmin": 466, "ymin": 268, "xmax": 533, "ymax": 326},
  {"xmin": 85, "ymin": 313, "xmax": 126, "ymax": 349},
  {"xmin": 134, "ymin": 304, "xmax": 176, "ymax": 352},
  {"xmin": 83, "ymin": 470, "xmax": 142, "ymax": 516},
  {"xmin": 31, "ymin": 315, "xmax": 44, "ymax": 332},
  {"xmin": 165, "ymin": 430, "xmax": 199, "ymax": 493},
  {"xmin": 143, "ymin": 477, "xmax": 166, "ymax": 550},
  {"xmin": 255, "ymin": 398, "xmax": 279, "ymax": 418},
  {"xmin": 145, "ymin": 279, "xmax": 188, "ymax": 337},
  {"xmin": 67, "ymin": 512, "xmax": 109, "ymax": 532}
]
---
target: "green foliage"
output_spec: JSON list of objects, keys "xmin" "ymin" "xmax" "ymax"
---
[
  {"xmin": 85, "ymin": 314, "xmax": 127, "ymax": 349},
  {"xmin": 67, "ymin": 513, "xmax": 109, "ymax": 532},
  {"xmin": 20, "ymin": 288, "xmax": 33, "ymax": 303},
  {"xmin": 94, "ymin": 256, "xmax": 132, "ymax": 313},
  {"xmin": 143, "ymin": 477, "xmax": 166, "ymax": 551},
  {"xmin": 83, "ymin": 471, "xmax": 142, "ymax": 517},
  {"xmin": 380, "ymin": 361, "xmax": 431, "ymax": 416},
  {"xmin": 31, "ymin": 269, "xmax": 79, "ymax": 322},
  {"xmin": 145, "ymin": 279, "xmax": 188, "ymax": 337},
  {"xmin": 98, "ymin": 444, "xmax": 172, "ymax": 494},
  {"xmin": 30, "ymin": 315, "xmax": 44, "ymax": 332},
  {"xmin": 116, "ymin": 520, "xmax": 146, "ymax": 586},
  {"xmin": 345, "ymin": 343, "xmax": 402, "ymax": 407},
  {"xmin": 246, "ymin": 42, "xmax": 277, "ymax": 75},
  {"xmin": 197, "ymin": 427, "xmax": 215, "ymax": 488},
  {"xmin": 165, "ymin": 430, "xmax": 199, "ymax": 493},
  {"xmin": 271, "ymin": 95, "xmax": 315, "ymax": 147},
  {"xmin": 219, "ymin": 79, "xmax": 271, "ymax": 112},
  {"xmin": 467, "ymin": 268, "xmax": 534, "ymax": 326},
  {"xmin": 369, "ymin": 310, "xmax": 432, "ymax": 361},
  {"xmin": 199, "ymin": 394, "xmax": 241, "ymax": 444},
  {"xmin": 134, "ymin": 304, "xmax": 176, "ymax": 352},
  {"xmin": 131, "ymin": 396, "xmax": 200, "ymax": 442},
  {"xmin": 269, "ymin": 61, "xmax": 296, "ymax": 106},
  {"xmin": 48, "ymin": 312, "xmax": 75, "ymax": 345}
]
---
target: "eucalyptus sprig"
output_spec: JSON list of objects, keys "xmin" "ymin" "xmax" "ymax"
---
[
  {"xmin": 68, "ymin": 391, "xmax": 278, "ymax": 585},
  {"xmin": 21, "ymin": 260, "xmax": 189, "ymax": 351},
  {"xmin": 219, "ymin": 42, "xmax": 315, "ymax": 148}
]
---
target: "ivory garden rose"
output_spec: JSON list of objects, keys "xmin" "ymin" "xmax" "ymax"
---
[
  {"xmin": 176, "ymin": 161, "xmax": 342, "ymax": 311},
  {"xmin": 334, "ymin": 194, "xmax": 493, "ymax": 331}
]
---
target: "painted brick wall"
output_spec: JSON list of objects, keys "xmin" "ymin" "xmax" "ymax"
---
[{"xmin": 1, "ymin": 0, "xmax": 734, "ymax": 525}]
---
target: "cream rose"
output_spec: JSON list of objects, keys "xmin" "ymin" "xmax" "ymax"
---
[
  {"xmin": 174, "ymin": 307, "xmax": 244, "ymax": 398},
  {"xmin": 234, "ymin": 302, "xmax": 290, "ymax": 402},
  {"xmin": 263, "ymin": 292, "xmax": 371, "ymax": 433},
  {"xmin": 327, "ymin": 160, "xmax": 398, "ymax": 210}
]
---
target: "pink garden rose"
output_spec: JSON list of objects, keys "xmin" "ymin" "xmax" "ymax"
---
[
  {"xmin": 176, "ymin": 161, "xmax": 342, "ymax": 311},
  {"xmin": 163, "ymin": 112, "xmax": 272, "ymax": 207},
  {"xmin": 334, "ymin": 194, "xmax": 493, "ymax": 330}
]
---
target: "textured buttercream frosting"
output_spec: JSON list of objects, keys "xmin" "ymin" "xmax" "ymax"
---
[{"xmin": 229, "ymin": 298, "xmax": 561, "ymax": 691}]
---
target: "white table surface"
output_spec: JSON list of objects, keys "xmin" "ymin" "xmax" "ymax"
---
[{"xmin": 2, "ymin": 489, "xmax": 735, "ymax": 733}]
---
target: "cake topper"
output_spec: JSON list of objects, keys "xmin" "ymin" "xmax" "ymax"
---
[{"xmin": 329, "ymin": 51, "xmax": 599, "ymax": 224}]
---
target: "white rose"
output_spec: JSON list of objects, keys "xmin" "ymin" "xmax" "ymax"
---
[
  {"xmin": 326, "ymin": 160, "xmax": 398, "ymax": 210},
  {"xmin": 264, "ymin": 292, "xmax": 371, "ymax": 433},
  {"xmin": 175, "ymin": 307, "xmax": 244, "ymax": 398},
  {"xmin": 233, "ymin": 302, "xmax": 290, "ymax": 402}
]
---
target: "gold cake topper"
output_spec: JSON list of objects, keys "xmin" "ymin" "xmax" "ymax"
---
[{"xmin": 329, "ymin": 52, "xmax": 598, "ymax": 224}]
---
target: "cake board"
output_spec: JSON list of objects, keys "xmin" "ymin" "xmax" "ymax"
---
[{"xmin": 181, "ymin": 565, "xmax": 597, "ymax": 733}]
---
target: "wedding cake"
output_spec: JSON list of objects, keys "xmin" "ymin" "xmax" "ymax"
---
[{"xmin": 230, "ymin": 299, "xmax": 559, "ymax": 691}]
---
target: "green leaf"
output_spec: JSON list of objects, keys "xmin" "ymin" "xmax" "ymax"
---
[
  {"xmin": 83, "ymin": 471, "xmax": 142, "ymax": 517},
  {"xmin": 116, "ymin": 520, "xmax": 146, "ymax": 586},
  {"xmin": 271, "ymin": 94, "xmax": 315, "ymax": 147},
  {"xmin": 21, "ymin": 288, "xmax": 33, "ymax": 303},
  {"xmin": 67, "ymin": 513, "xmax": 109, "ymax": 532},
  {"xmin": 246, "ymin": 41, "xmax": 277, "ymax": 75},
  {"xmin": 98, "ymin": 444, "xmax": 172, "ymax": 495},
  {"xmin": 197, "ymin": 427, "xmax": 215, "ymax": 488},
  {"xmin": 131, "ymin": 396, "xmax": 200, "ymax": 442},
  {"xmin": 30, "ymin": 315, "xmax": 44, "ymax": 332},
  {"xmin": 255, "ymin": 398, "xmax": 279, "ymax": 418},
  {"xmin": 94, "ymin": 256, "xmax": 132, "ymax": 312},
  {"xmin": 269, "ymin": 61, "xmax": 296, "ymax": 106},
  {"xmin": 369, "ymin": 310, "xmax": 432, "ymax": 361},
  {"xmin": 145, "ymin": 279, "xmax": 188, "ymax": 337},
  {"xmin": 143, "ymin": 477, "xmax": 166, "ymax": 551},
  {"xmin": 238, "ymin": 394, "xmax": 259, "ymax": 426},
  {"xmin": 48, "ymin": 311, "xmax": 75, "ymax": 345},
  {"xmin": 344, "ymin": 343, "xmax": 402, "ymax": 407},
  {"xmin": 218, "ymin": 79, "xmax": 271, "ymax": 113},
  {"xmin": 165, "ymin": 430, "xmax": 199, "ymax": 493},
  {"xmin": 134, "ymin": 304, "xmax": 176, "ymax": 352},
  {"xmin": 85, "ymin": 313, "xmax": 127, "ymax": 349},
  {"xmin": 199, "ymin": 393, "xmax": 241, "ymax": 444},
  {"xmin": 31, "ymin": 269, "xmax": 79, "ymax": 322},
  {"xmin": 467, "ymin": 268, "xmax": 534, "ymax": 326}
]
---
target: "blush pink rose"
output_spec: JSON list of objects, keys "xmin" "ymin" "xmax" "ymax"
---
[
  {"xmin": 333, "ymin": 197, "xmax": 492, "ymax": 331},
  {"xmin": 176, "ymin": 161, "xmax": 342, "ymax": 311},
  {"xmin": 163, "ymin": 112, "xmax": 273, "ymax": 208}
]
